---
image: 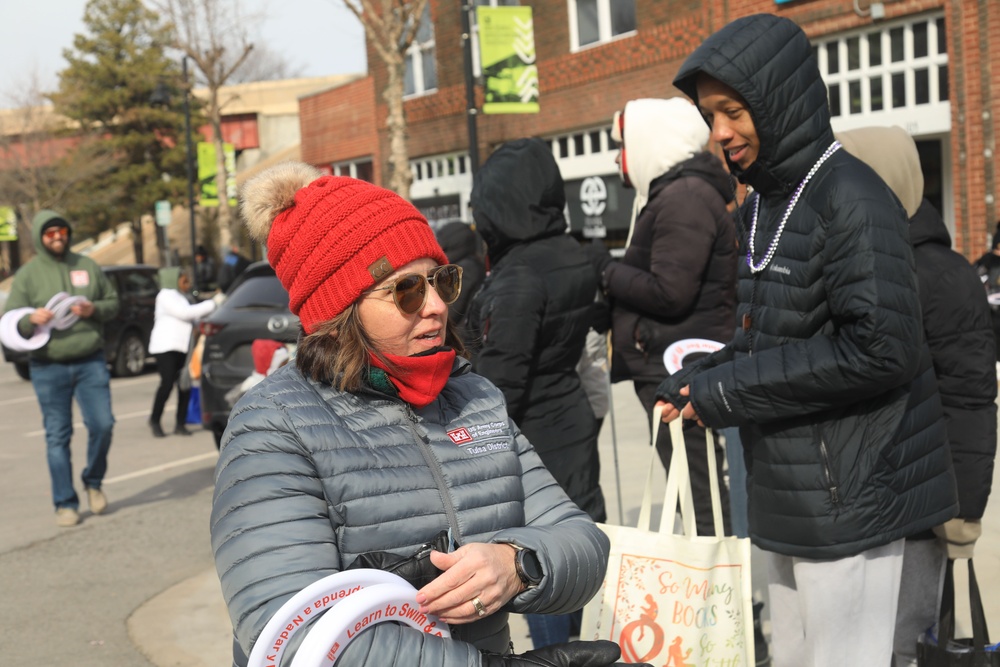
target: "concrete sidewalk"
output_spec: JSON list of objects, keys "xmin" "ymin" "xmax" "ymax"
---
[{"xmin": 129, "ymin": 385, "xmax": 1000, "ymax": 666}]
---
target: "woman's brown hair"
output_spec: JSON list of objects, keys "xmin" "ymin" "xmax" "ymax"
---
[{"xmin": 296, "ymin": 305, "xmax": 468, "ymax": 392}]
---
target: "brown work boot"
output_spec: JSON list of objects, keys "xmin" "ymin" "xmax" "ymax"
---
[
  {"xmin": 56, "ymin": 507, "xmax": 80, "ymax": 527},
  {"xmin": 87, "ymin": 488, "xmax": 108, "ymax": 515}
]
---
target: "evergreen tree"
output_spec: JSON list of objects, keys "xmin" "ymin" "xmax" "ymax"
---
[{"xmin": 49, "ymin": 0, "xmax": 193, "ymax": 235}]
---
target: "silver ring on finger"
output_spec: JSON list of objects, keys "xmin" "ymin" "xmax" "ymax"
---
[{"xmin": 471, "ymin": 596, "xmax": 487, "ymax": 617}]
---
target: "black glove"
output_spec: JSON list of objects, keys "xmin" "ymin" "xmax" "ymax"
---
[
  {"xmin": 590, "ymin": 298, "xmax": 612, "ymax": 335},
  {"xmin": 480, "ymin": 640, "xmax": 652, "ymax": 667},
  {"xmin": 344, "ymin": 529, "xmax": 448, "ymax": 589},
  {"xmin": 582, "ymin": 242, "xmax": 613, "ymax": 278}
]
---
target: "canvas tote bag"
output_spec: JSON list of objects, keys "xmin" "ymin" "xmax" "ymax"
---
[{"xmin": 580, "ymin": 408, "xmax": 754, "ymax": 665}]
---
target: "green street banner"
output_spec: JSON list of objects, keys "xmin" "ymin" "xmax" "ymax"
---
[
  {"xmin": 0, "ymin": 206, "xmax": 17, "ymax": 242},
  {"xmin": 477, "ymin": 6, "xmax": 539, "ymax": 114},
  {"xmin": 197, "ymin": 141, "xmax": 238, "ymax": 207}
]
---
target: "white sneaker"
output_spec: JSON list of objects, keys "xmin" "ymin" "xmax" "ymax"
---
[
  {"xmin": 56, "ymin": 507, "xmax": 80, "ymax": 527},
  {"xmin": 87, "ymin": 488, "xmax": 108, "ymax": 515}
]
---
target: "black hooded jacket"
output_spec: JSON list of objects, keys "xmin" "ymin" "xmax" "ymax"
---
[
  {"xmin": 909, "ymin": 199, "xmax": 997, "ymax": 518},
  {"xmin": 468, "ymin": 137, "xmax": 605, "ymax": 522},
  {"xmin": 435, "ymin": 221, "xmax": 486, "ymax": 333},
  {"xmin": 604, "ymin": 151, "xmax": 737, "ymax": 383},
  {"xmin": 658, "ymin": 14, "xmax": 958, "ymax": 558}
]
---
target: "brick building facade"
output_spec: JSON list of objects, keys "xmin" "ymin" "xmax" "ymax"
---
[{"xmin": 299, "ymin": 0, "xmax": 999, "ymax": 258}]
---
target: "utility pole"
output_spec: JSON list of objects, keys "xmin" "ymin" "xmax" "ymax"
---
[
  {"xmin": 182, "ymin": 57, "xmax": 199, "ymax": 283},
  {"xmin": 460, "ymin": 0, "xmax": 480, "ymax": 177}
]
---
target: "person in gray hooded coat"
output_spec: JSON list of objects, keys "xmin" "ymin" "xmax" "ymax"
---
[
  {"xmin": 654, "ymin": 14, "xmax": 958, "ymax": 667},
  {"xmin": 211, "ymin": 162, "xmax": 642, "ymax": 667}
]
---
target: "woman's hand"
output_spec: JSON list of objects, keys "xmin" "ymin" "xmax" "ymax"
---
[
  {"xmin": 654, "ymin": 386, "xmax": 704, "ymax": 426},
  {"xmin": 414, "ymin": 543, "xmax": 522, "ymax": 624}
]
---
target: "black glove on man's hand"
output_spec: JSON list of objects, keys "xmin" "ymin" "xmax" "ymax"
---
[
  {"xmin": 654, "ymin": 375, "xmax": 689, "ymax": 413},
  {"xmin": 480, "ymin": 640, "xmax": 652, "ymax": 667},
  {"xmin": 582, "ymin": 242, "xmax": 613, "ymax": 277}
]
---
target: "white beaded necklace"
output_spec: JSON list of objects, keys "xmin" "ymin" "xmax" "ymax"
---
[{"xmin": 746, "ymin": 140, "xmax": 842, "ymax": 273}]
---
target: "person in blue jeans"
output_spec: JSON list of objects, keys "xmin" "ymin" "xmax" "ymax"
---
[{"xmin": 3, "ymin": 211, "xmax": 118, "ymax": 527}]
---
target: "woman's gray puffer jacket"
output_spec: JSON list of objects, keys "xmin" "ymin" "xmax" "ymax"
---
[{"xmin": 211, "ymin": 356, "xmax": 609, "ymax": 666}]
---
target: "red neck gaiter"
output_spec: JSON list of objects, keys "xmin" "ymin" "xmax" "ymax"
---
[{"xmin": 368, "ymin": 348, "xmax": 456, "ymax": 409}]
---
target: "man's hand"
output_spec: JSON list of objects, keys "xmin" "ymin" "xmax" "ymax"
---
[
  {"xmin": 29, "ymin": 308, "xmax": 54, "ymax": 326},
  {"xmin": 70, "ymin": 300, "xmax": 95, "ymax": 318},
  {"xmin": 654, "ymin": 386, "xmax": 704, "ymax": 426},
  {"xmin": 414, "ymin": 543, "xmax": 522, "ymax": 624}
]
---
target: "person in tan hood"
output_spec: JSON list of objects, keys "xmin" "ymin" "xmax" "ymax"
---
[{"xmin": 838, "ymin": 126, "xmax": 997, "ymax": 667}]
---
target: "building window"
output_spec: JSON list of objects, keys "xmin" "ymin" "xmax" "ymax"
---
[
  {"xmin": 404, "ymin": 4, "xmax": 437, "ymax": 97},
  {"xmin": 568, "ymin": 0, "xmax": 636, "ymax": 51},
  {"xmin": 548, "ymin": 125, "xmax": 620, "ymax": 181},
  {"xmin": 331, "ymin": 159, "xmax": 374, "ymax": 182},
  {"xmin": 815, "ymin": 14, "xmax": 948, "ymax": 124}
]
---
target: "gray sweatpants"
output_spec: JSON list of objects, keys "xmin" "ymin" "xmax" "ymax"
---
[
  {"xmin": 892, "ymin": 538, "xmax": 947, "ymax": 666},
  {"xmin": 767, "ymin": 539, "xmax": 905, "ymax": 667}
]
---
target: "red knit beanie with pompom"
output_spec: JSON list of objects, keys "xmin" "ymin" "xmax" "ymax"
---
[{"xmin": 240, "ymin": 163, "xmax": 448, "ymax": 334}]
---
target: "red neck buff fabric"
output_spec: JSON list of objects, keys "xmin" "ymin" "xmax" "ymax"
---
[{"xmin": 368, "ymin": 348, "xmax": 456, "ymax": 408}]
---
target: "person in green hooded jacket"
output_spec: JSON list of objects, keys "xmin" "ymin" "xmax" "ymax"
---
[{"xmin": 4, "ymin": 210, "xmax": 119, "ymax": 527}]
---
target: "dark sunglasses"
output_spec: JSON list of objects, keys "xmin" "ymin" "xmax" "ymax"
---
[
  {"xmin": 43, "ymin": 228, "xmax": 69, "ymax": 239},
  {"xmin": 368, "ymin": 264, "xmax": 463, "ymax": 315}
]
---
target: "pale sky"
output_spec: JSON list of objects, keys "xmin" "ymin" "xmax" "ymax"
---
[{"xmin": 0, "ymin": 0, "xmax": 367, "ymax": 107}]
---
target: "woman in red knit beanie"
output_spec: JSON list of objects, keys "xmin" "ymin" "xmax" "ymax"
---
[{"xmin": 211, "ymin": 162, "xmax": 632, "ymax": 667}]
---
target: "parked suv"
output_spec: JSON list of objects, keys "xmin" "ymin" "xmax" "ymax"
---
[
  {"xmin": 199, "ymin": 261, "xmax": 299, "ymax": 446},
  {"xmin": 2, "ymin": 264, "xmax": 158, "ymax": 380}
]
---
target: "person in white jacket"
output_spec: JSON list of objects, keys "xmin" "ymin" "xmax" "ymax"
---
[{"xmin": 148, "ymin": 267, "xmax": 217, "ymax": 438}]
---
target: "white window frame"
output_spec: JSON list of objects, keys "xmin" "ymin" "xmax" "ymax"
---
[
  {"xmin": 567, "ymin": 0, "xmax": 637, "ymax": 52},
  {"xmin": 330, "ymin": 158, "xmax": 374, "ymax": 181},
  {"xmin": 409, "ymin": 152, "xmax": 473, "ymax": 221},
  {"xmin": 404, "ymin": 6, "xmax": 438, "ymax": 99},
  {"xmin": 815, "ymin": 12, "xmax": 949, "ymax": 135},
  {"xmin": 548, "ymin": 125, "xmax": 618, "ymax": 180}
]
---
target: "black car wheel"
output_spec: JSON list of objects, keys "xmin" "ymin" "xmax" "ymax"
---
[
  {"xmin": 113, "ymin": 331, "xmax": 147, "ymax": 377},
  {"xmin": 14, "ymin": 361, "xmax": 30, "ymax": 381}
]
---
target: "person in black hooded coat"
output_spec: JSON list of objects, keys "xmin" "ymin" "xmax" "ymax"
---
[
  {"xmin": 653, "ymin": 14, "xmax": 958, "ymax": 667},
  {"xmin": 435, "ymin": 221, "xmax": 487, "ymax": 336},
  {"xmin": 468, "ymin": 137, "xmax": 605, "ymax": 649},
  {"xmin": 837, "ymin": 125, "xmax": 997, "ymax": 666}
]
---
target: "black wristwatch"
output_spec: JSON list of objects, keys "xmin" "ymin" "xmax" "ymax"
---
[{"xmin": 511, "ymin": 545, "xmax": 543, "ymax": 589}]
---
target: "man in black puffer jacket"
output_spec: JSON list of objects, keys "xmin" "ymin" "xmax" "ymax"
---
[{"xmin": 654, "ymin": 15, "xmax": 958, "ymax": 667}]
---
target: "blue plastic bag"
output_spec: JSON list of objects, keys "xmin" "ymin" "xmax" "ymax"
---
[{"xmin": 186, "ymin": 386, "xmax": 201, "ymax": 425}]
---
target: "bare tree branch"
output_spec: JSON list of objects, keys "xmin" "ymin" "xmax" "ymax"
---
[{"xmin": 338, "ymin": 0, "xmax": 430, "ymax": 197}]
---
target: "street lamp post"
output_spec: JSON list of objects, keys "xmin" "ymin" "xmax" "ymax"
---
[{"xmin": 182, "ymin": 56, "xmax": 199, "ymax": 285}]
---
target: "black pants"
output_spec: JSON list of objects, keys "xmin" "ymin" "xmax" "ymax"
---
[
  {"xmin": 151, "ymin": 351, "xmax": 190, "ymax": 428},
  {"xmin": 634, "ymin": 380, "xmax": 732, "ymax": 537}
]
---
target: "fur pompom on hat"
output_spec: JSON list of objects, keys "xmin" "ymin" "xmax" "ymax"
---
[{"xmin": 240, "ymin": 162, "xmax": 448, "ymax": 334}]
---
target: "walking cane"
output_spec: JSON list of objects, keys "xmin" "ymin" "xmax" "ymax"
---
[{"xmin": 604, "ymin": 331, "xmax": 625, "ymax": 525}]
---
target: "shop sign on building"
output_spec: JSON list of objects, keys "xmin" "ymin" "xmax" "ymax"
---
[
  {"xmin": 477, "ymin": 6, "xmax": 539, "ymax": 114},
  {"xmin": 197, "ymin": 142, "xmax": 238, "ymax": 207},
  {"xmin": 564, "ymin": 174, "xmax": 634, "ymax": 241},
  {"xmin": 413, "ymin": 195, "xmax": 463, "ymax": 231},
  {"xmin": 0, "ymin": 206, "xmax": 17, "ymax": 242}
]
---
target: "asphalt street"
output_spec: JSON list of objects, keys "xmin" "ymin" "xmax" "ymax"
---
[
  {"xmin": 0, "ymin": 359, "xmax": 220, "ymax": 665},
  {"xmin": 2, "ymin": 356, "xmax": 999, "ymax": 666}
]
